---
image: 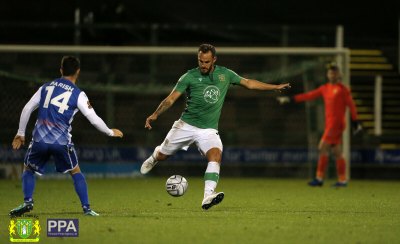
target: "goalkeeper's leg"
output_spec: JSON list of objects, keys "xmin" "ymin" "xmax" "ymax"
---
[
  {"xmin": 308, "ymin": 140, "xmax": 330, "ymax": 187},
  {"xmin": 332, "ymin": 144, "xmax": 348, "ymax": 187}
]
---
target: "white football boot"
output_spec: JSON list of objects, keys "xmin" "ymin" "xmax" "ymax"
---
[
  {"xmin": 140, "ymin": 146, "xmax": 160, "ymax": 174},
  {"xmin": 201, "ymin": 192, "xmax": 224, "ymax": 210}
]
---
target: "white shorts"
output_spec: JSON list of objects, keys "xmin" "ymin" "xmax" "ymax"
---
[{"xmin": 159, "ymin": 119, "xmax": 223, "ymax": 156}]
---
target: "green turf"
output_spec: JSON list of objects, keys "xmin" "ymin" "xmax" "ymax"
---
[{"xmin": 1, "ymin": 178, "xmax": 399, "ymax": 243}]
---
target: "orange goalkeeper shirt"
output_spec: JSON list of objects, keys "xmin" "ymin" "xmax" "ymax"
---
[{"xmin": 294, "ymin": 82, "xmax": 358, "ymax": 131}]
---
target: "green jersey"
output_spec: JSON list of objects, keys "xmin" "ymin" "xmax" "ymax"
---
[{"xmin": 174, "ymin": 65, "xmax": 243, "ymax": 129}]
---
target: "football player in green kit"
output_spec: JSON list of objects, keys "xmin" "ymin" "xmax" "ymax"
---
[{"xmin": 141, "ymin": 44, "xmax": 290, "ymax": 210}]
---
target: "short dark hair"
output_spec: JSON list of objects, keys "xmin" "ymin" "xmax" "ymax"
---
[
  {"xmin": 326, "ymin": 62, "xmax": 339, "ymax": 71},
  {"xmin": 198, "ymin": 44, "xmax": 216, "ymax": 57},
  {"xmin": 61, "ymin": 56, "xmax": 80, "ymax": 76}
]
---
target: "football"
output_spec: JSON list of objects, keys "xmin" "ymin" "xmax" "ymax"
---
[{"xmin": 166, "ymin": 175, "xmax": 188, "ymax": 197}]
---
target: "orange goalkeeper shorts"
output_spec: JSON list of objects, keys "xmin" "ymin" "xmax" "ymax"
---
[{"xmin": 321, "ymin": 128, "xmax": 343, "ymax": 145}]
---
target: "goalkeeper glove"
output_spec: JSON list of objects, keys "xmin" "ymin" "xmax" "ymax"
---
[
  {"xmin": 277, "ymin": 96, "xmax": 292, "ymax": 105},
  {"xmin": 351, "ymin": 120, "xmax": 363, "ymax": 135}
]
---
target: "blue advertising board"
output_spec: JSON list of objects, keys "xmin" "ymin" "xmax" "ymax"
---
[{"xmin": 1, "ymin": 145, "xmax": 399, "ymax": 165}]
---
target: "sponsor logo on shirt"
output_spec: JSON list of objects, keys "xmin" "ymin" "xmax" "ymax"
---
[{"xmin": 203, "ymin": 85, "xmax": 220, "ymax": 104}]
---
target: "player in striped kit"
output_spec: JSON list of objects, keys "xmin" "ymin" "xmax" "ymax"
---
[{"xmin": 9, "ymin": 56, "xmax": 123, "ymax": 217}]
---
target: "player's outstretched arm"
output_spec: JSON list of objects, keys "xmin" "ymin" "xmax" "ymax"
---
[
  {"xmin": 145, "ymin": 90, "xmax": 182, "ymax": 130},
  {"xmin": 77, "ymin": 92, "xmax": 123, "ymax": 138},
  {"xmin": 84, "ymin": 112, "xmax": 123, "ymax": 137},
  {"xmin": 239, "ymin": 79, "xmax": 291, "ymax": 91}
]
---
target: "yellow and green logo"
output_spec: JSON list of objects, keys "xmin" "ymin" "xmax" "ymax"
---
[{"xmin": 9, "ymin": 217, "xmax": 40, "ymax": 242}]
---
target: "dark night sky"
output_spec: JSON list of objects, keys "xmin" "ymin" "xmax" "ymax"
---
[
  {"xmin": 1, "ymin": 1, "xmax": 399, "ymax": 42},
  {"xmin": 2, "ymin": 1, "xmax": 398, "ymax": 26}
]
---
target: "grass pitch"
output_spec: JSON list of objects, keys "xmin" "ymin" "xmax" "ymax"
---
[{"xmin": 1, "ymin": 177, "xmax": 399, "ymax": 243}]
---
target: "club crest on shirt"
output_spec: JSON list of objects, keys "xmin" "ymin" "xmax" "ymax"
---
[
  {"xmin": 218, "ymin": 74, "xmax": 226, "ymax": 82},
  {"xmin": 203, "ymin": 85, "xmax": 220, "ymax": 104}
]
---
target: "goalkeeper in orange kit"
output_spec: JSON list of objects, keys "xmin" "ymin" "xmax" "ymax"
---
[{"xmin": 277, "ymin": 63, "xmax": 362, "ymax": 187}]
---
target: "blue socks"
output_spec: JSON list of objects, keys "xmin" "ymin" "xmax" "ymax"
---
[
  {"xmin": 21, "ymin": 170, "xmax": 90, "ymax": 211},
  {"xmin": 72, "ymin": 173, "xmax": 90, "ymax": 209},
  {"xmin": 22, "ymin": 170, "xmax": 35, "ymax": 202}
]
